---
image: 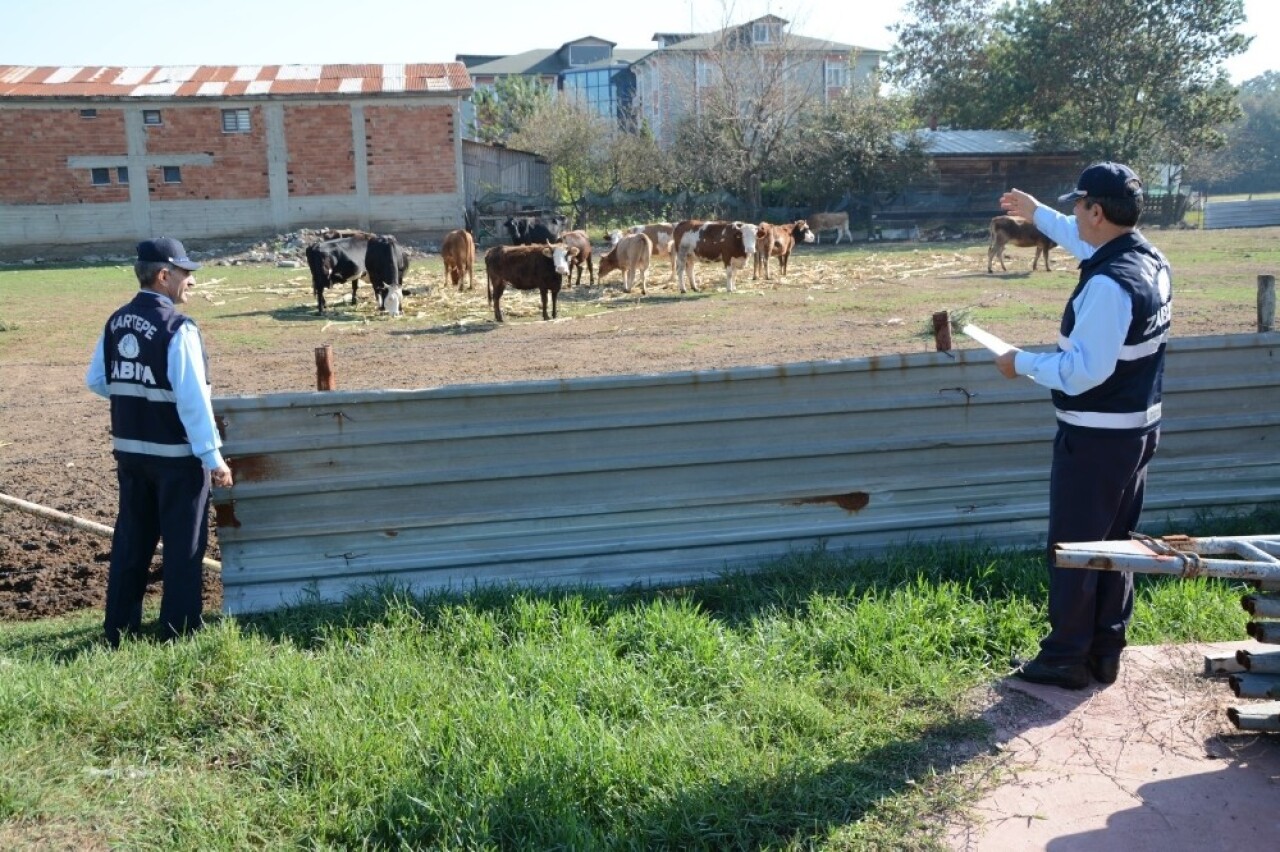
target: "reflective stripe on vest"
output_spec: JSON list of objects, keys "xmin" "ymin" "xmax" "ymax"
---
[
  {"xmin": 1055, "ymin": 403, "xmax": 1162, "ymax": 430},
  {"xmin": 111, "ymin": 437, "xmax": 194, "ymax": 458},
  {"xmin": 106, "ymin": 382, "xmax": 178, "ymax": 402},
  {"xmin": 1056, "ymin": 331, "xmax": 1168, "ymax": 362}
]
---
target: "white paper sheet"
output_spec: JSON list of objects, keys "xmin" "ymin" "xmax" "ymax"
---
[{"xmin": 961, "ymin": 324, "xmax": 1013, "ymax": 356}]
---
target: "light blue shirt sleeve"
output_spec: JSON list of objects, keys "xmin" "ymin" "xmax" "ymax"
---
[
  {"xmin": 1013, "ymin": 275, "xmax": 1133, "ymax": 396},
  {"xmin": 168, "ymin": 321, "xmax": 227, "ymax": 471},
  {"xmin": 1032, "ymin": 205, "xmax": 1096, "ymax": 261},
  {"xmin": 86, "ymin": 332, "xmax": 108, "ymax": 398}
]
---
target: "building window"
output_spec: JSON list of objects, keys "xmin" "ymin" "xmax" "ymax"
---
[
  {"xmin": 117, "ymin": 166, "xmax": 129, "ymax": 184},
  {"xmin": 754, "ymin": 22, "xmax": 781, "ymax": 44},
  {"xmin": 143, "ymin": 110, "xmax": 162, "ymax": 125},
  {"xmin": 825, "ymin": 61, "xmax": 849, "ymax": 89},
  {"xmin": 567, "ymin": 44, "xmax": 610, "ymax": 67},
  {"xmin": 91, "ymin": 168, "xmax": 111, "ymax": 186},
  {"xmin": 562, "ymin": 68, "xmax": 619, "ymax": 120},
  {"xmin": 221, "ymin": 108, "xmax": 251, "ymax": 133},
  {"xmin": 162, "ymin": 166, "xmax": 182, "ymax": 184},
  {"xmin": 80, "ymin": 108, "xmax": 97, "ymax": 118}
]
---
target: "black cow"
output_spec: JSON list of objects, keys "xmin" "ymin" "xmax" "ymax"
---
[
  {"xmin": 503, "ymin": 214, "xmax": 569, "ymax": 246},
  {"xmin": 305, "ymin": 236, "xmax": 370, "ymax": 315},
  {"xmin": 484, "ymin": 243, "xmax": 577, "ymax": 322},
  {"xmin": 365, "ymin": 235, "xmax": 411, "ymax": 316}
]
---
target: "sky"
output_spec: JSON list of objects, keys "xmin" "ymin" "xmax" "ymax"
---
[{"xmin": 1, "ymin": 0, "xmax": 1275, "ymax": 84}]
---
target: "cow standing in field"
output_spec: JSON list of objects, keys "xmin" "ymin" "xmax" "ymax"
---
[
  {"xmin": 504, "ymin": 214, "xmax": 569, "ymax": 246},
  {"xmin": 987, "ymin": 215, "xmax": 1056, "ymax": 273},
  {"xmin": 610, "ymin": 223, "xmax": 676, "ymax": 280},
  {"xmin": 597, "ymin": 232, "xmax": 653, "ymax": 295},
  {"xmin": 558, "ymin": 229, "xmax": 594, "ymax": 286},
  {"xmin": 753, "ymin": 219, "xmax": 815, "ymax": 281},
  {"xmin": 807, "ymin": 211, "xmax": 854, "ymax": 244},
  {"xmin": 672, "ymin": 220, "xmax": 759, "ymax": 294},
  {"xmin": 441, "ymin": 228, "xmax": 475, "ymax": 291},
  {"xmin": 305, "ymin": 235, "xmax": 371, "ymax": 315},
  {"xmin": 484, "ymin": 243, "xmax": 578, "ymax": 322},
  {"xmin": 365, "ymin": 235, "xmax": 410, "ymax": 316}
]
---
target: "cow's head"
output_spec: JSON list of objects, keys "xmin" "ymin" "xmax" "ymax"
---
[
  {"xmin": 383, "ymin": 286, "xmax": 403, "ymax": 317},
  {"xmin": 607, "ymin": 229, "xmax": 623, "ymax": 246},
  {"xmin": 542, "ymin": 244, "xmax": 578, "ymax": 275},
  {"xmin": 736, "ymin": 222, "xmax": 758, "ymax": 257},
  {"xmin": 794, "ymin": 220, "xmax": 816, "ymax": 244}
]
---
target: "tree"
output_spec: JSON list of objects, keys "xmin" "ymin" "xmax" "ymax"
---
[
  {"xmin": 472, "ymin": 76, "xmax": 553, "ymax": 145},
  {"xmin": 1190, "ymin": 72, "xmax": 1280, "ymax": 194},
  {"xmin": 889, "ymin": 0, "xmax": 1251, "ymax": 173}
]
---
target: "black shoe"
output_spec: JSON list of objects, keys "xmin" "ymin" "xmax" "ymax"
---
[
  {"xmin": 1088, "ymin": 654, "xmax": 1121, "ymax": 685},
  {"xmin": 1012, "ymin": 657, "xmax": 1090, "ymax": 690}
]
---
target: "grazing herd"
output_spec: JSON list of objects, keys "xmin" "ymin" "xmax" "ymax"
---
[{"xmin": 301, "ymin": 210, "xmax": 1054, "ymax": 322}]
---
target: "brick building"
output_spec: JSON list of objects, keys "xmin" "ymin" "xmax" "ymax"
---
[{"xmin": 0, "ymin": 63, "xmax": 473, "ymax": 250}]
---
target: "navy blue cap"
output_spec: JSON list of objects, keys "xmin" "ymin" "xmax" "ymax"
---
[
  {"xmin": 1058, "ymin": 162, "xmax": 1143, "ymax": 204},
  {"xmin": 136, "ymin": 236, "xmax": 200, "ymax": 271}
]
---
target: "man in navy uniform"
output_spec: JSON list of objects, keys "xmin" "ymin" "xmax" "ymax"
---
[
  {"xmin": 87, "ymin": 237, "xmax": 234, "ymax": 646},
  {"xmin": 994, "ymin": 163, "xmax": 1172, "ymax": 689}
]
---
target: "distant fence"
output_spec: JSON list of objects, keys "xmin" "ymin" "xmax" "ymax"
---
[
  {"xmin": 1204, "ymin": 199, "xmax": 1280, "ymax": 230},
  {"xmin": 212, "ymin": 333, "xmax": 1280, "ymax": 615}
]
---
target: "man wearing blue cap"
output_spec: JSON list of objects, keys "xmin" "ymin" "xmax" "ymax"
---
[
  {"xmin": 995, "ymin": 163, "xmax": 1173, "ymax": 689},
  {"xmin": 86, "ymin": 236, "xmax": 234, "ymax": 646}
]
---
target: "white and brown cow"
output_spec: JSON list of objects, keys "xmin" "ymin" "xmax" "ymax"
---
[
  {"xmin": 807, "ymin": 211, "xmax": 854, "ymax": 244},
  {"xmin": 441, "ymin": 228, "xmax": 475, "ymax": 291},
  {"xmin": 598, "ymin": 232, "xmax": 653, "ymax": 295},
  {"xmin": 753, "ymin": 219, "xmax": 815, "ymax": 281},
  {"xmin": 610, "ymin": 222, "xmax": 676, "ymax": 280},
  {"xmin": 672, "ymin": 220, "xmax": 759, "ymax": 294},
  {"xmin": 987, "ymin": 215, "xmax": 1056, "ymax": 273}
]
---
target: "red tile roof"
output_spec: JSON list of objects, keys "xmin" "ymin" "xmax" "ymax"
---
[{"xmin": 0, "ymin": 63, "xmax": 472, "ymax": 99}]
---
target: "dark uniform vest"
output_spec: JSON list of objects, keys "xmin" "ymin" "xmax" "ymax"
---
[
  {"xmin": 103, "ymin": 291, "xmax": 207, "ymax": 463},
  {"xmin": 1052, "ymin": 232, "xmax": 1171, "ymax": 433}
]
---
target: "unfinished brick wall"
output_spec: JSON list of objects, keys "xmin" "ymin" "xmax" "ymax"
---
[
  {"xmin": 284, "ymin": 104, "xmax": 356, "ymax": 197},
  {"xmin": 365, "ymin": 104, "xmax": 456, "ymax": 196},
  {"xmin": 0, "ymin": 109, "xmax": 130, "ymax": 204},
  {"xmin": 144, "ymin": 106, "xmax": 268, "ymax": 200}
]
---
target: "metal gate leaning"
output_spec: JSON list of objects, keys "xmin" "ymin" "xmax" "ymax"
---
[{"xmin": 211, "ymin": 333, "xmax": 1280, "ymax": 615}]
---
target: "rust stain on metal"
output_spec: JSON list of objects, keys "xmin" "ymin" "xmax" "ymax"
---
[
  {"xmin": 384, "ymin": 529, "xmax": 399, "ymax": 537},
  {"xmin": 790, "ymin": 492, "xmax": 871, "ymax": 513},
  {"xmin": 1087, "ymin": 556, "xmax": 1114, "ymax": 569},
  {"xmin": 214, "ymin": 501, "xmax": 241, "ymax": 528},
  {"xmin": 230, "ymin": 454, "xmax": 276, "ymax": 483}
]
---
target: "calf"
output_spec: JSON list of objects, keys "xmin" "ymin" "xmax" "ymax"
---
[
  {"xmin": 365, "ymin": 235, "xmax": 410, "ymax": 316},
  {"xmin": 558, "ymin": 229, "xmax": 594, "ymax": 286},
  {"xmin": 610, "ymin": 222, "xmax": 676, "ymax": 280},
  {"xmin": 597, "ymin": 232, "xmax": 653, "ymax": 295},
  {"xmin": 672, "ymin": 220, "xmax": 759, "ymax": 294},
  {"xmin": 484, "ymin": 243, "xmax": 578, "ymax": 322},
  {"xmin": 807, "ymin": 211, "xmax": 853, "ymax": 244},
  {"xmin": 305, "ymin": 236, "xmax": 370, "ymax": 315},
  {"xmin": 441, "ymin": 228, "xmax": 475, "ymax": 291},
  {"xmin": 987, "ymin": 215, "xmax": 1055, "ymax": 273},
  {"xmin": 504, "ymin": 214, "xmax": 569, "ymax": 246},
  {"xmin": 753, "ymin": 219, "xmax": 815, "ymax": 281}
]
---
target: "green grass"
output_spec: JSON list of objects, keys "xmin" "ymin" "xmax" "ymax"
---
[{"xmin": 2, "ymin": 505, "xmax": 1273, "ymax": 850}]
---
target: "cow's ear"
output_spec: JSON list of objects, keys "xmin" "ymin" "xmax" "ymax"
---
[
  {"xmin": 541, "ymin": 246, "xmax": 554, "ymax": 257},
  {"xmin": 567, "ymin": 246, "xmax": 580, "ymax": 257}
]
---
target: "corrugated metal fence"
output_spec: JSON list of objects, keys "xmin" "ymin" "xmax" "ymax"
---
[
  {"xmin": 1204, "ymin": 199, "xmax": 1280, "ymax": 229},
  {"xmin": 212, "ymin": 333, "xmax": 1280, "ymax": 614}
]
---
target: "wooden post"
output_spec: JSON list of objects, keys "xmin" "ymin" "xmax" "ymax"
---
[
  {"xmin": 315, "ymin": 344, "xmax": 336, "ymax": 391},
  {"xmin": 932, "ymin": 311, "xmax": 952, "ymax": 352},
  {"xmin": 1259, "ymin": 274, "xmax": 1276, "ymax": 333}
]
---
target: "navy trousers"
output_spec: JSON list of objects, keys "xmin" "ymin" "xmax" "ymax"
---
[
  {"xmin": 104, "ymin": 455, "xmax": 210, "ymax": 646},
  {"xmin": 1038, "ymin": 424, "xmax": 1160, "ymax": 665}
]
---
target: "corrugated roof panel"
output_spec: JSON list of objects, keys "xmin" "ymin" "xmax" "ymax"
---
[
  {"xmin": 45, "ymin": 66, "xmax": 85, "ymax": 84},
  {"xmin": 232, "ymin": 65, "xmax": 262, "ymax": 81},
  {"xmin": 277, "ymin": 64, "xmax": 322, "ymax": 80},
  {"xmin": 212, "ymin": 334, "xmax": 1280, "ymax": 615},
  {"xmin": 339, "ymin": 78, "xmax": 364, "ymax": 94},
  {"xmin": 152, "ymin": 65, "xmax": 198, "ymax": 83},
  {"xmin": 197, "ymin": 81, "xmax": 227, "ymax": 96},
  {"xmin": 0, "ymin": 66, "xmax": 36, "ymax": 84},
  {"xmin": 244, "ymin": 80, "xmax": 272, "ymax": 95},
  {"xmin": 131, "ymin": 81, "xmax": 182, "ymax": 96},
  {"xmin": 112, "ymin": 67, "xmax": 150, "ymax": 86},
  {"xmin": 383, "ymin": 64, "xmax": 406, "ymax": 93}
]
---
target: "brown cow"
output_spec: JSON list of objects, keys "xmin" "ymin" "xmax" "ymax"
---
[
  {"xmin": 807, "ymin": 211, "xmax": 853, "ymax": 244},
  {"xmin": 672, "ymin": 220, "xmax": 759, "ymax": 294},
  {"xmin": 483, "ymin": 243, "xmax": 577, "ymax": 322},
  {"xmin": 610, "ymin": 223, "xmax": 676, "ymax": 280},
  {"xmin": 598, "ymin": 232, "xmax": 653, "ymax": 295},
  {"xmin": 441, "ymin": 228, "xmax": 475, "ymax": 291},
  {"xmin": 988, "ymin": 216, "xmax": 1056, "ymax": 273},
  {"xmin": 559, "ymin": 229, "xmax": 594, "ymax": 287},
  {"xmin": 753, "ymin": 219, "xmax": 815, "ymax": 281}
]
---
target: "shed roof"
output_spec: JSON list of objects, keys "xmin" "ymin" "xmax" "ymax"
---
[
  {"xmin": 0, "ymin": 63, "xmax": 473, "ymax": 99},
  {"xmin": 917, "ymin": 129, "xmax": 1077, "ymax": 156}
]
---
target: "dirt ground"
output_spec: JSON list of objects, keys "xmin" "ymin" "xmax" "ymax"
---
[{"xmin": 0, "ymin": 230, "xmax": 1268, "ymax": 623}]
